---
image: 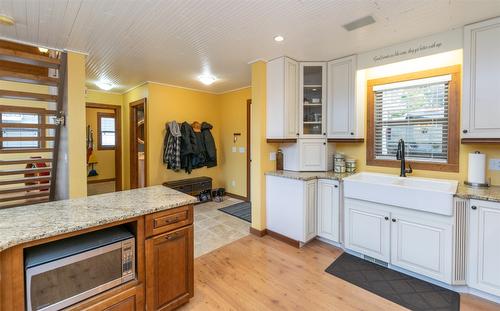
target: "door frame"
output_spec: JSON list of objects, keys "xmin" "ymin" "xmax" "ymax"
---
[
  {"xmin": 246, "ymin": 99, "xmax": 251, "ymax": 202},
  {"xmin": 85, "ymin": 102, "xmax": 122, "ymax": 191},
  {"xmin": 129, "ymin": 98, "xmax": 147, "ymax": 189}
]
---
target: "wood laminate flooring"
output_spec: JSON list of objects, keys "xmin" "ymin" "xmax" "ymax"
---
[{"xmin": 180, "ymin": 235, "xmax": 500, "ymax": 311}]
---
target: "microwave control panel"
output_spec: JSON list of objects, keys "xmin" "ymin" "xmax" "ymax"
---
[{"xmin": 121, "ymin": 238, "xmax": 135, "ymax": 282}]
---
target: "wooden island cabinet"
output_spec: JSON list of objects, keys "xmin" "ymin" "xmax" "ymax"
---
[{"xmin": 0, "ymin": 203, "xmax": 194, "ymax": 311}]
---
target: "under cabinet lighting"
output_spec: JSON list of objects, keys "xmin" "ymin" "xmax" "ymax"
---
[{"xmin": 274, "ymin": 35, "xmax": 284, "ymax": 42}]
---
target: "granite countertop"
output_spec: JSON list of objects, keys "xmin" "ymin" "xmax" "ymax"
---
[
  {"xmin": 265, "ymin": 170, "xmax": 354, "ymax": 181},
  {"xmin": 455, "ymin": 184, "xmax": 500, "ymax": 203},
  {"xmin": 0, "ymin": 185, "xmax": 197, "ymax": 252}
]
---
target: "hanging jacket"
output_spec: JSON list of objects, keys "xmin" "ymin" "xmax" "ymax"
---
[
  {"xmin": 180, "ymin": 122, "xmax": 197, "ymax": 174},
  {"xmin": 201, "ymin": 122, "xmax": 217, "ymax": 168},
  {"xmin": 163, "ymin": 121, "xmax": 181, "ymax": 171}
]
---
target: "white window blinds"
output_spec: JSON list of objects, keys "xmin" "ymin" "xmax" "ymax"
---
[{"xmin": 373, "ymin": 74, "xmax": 451, "ymax": 163}]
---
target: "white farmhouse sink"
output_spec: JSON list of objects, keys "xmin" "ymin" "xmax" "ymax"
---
[{"xmin": 343, "ymin": 172, "xmax": 458, "ymax": 216}]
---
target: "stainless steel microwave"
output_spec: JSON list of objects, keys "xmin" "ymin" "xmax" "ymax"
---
[{"xmin": 25, "ymin": 226, "xmax": 135, "ymax": 311}]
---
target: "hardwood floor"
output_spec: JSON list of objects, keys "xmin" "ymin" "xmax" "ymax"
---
[{"xmin": 179, "ymin": 235, "xmax": 500, "ymax": 311}]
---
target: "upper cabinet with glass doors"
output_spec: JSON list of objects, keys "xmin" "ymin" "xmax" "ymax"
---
[{"xmin": 300, "ymin": 62, "xmax": 326, "ymax": 137}]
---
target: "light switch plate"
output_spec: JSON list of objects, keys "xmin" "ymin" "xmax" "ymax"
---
[
  {"xmin": 232, "ymin": 146, "xmax": 237, "ymax": 153},
  {"xmin": 239, "ymin": 147, "xmax": 245, "ymax": 153},
  {"xmin": 489, "ymin": 159, "xmax": 500, "ymax": 171},
  {"xmin": 270, "ymin": 152, "xmax": 276, "ymax": 161}
]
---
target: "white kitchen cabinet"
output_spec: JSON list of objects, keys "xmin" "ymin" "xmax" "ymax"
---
[
  {"xmin": 344, "ymin": 198, "xmax": 391, "ymax": 262},
  {"xmin": 391, "ymin": 211, "xmax": 453, "ymax": 283},
  {"xmin": 463, "ymin": 17, "xmax": 500, "ymax": 138},
  {"xmin": 299, "ymin": 62, "xmax": 327, "ymax": 138},
  {"xmin": 266, "ymin": 175, "xmax": 317, "ymax": 244},
  {"xmin": 327, "ymin": 55, "xmax": 358, "ymax": 139},
  {"xmin": 468, "ymin": 199, "xmax": 500, "ymax": 296},
  {"xmin": 281, "ymin": 138, "xmax": 335, "ymax": 172},
  {"xmin": 266, "ymin": 57, "xmax": 299, "ymax": 139},
  {"xmin": 317, "ymin": 179, "xmax": 341, "ymax": 243}
]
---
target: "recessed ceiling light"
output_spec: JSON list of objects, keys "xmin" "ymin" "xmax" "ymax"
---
[
  {"xmin": 198, "ymin": 75, "xmax": 217, "ymax": 85},
  {"xmin": 95, "ymin": 80, "xmax": 114, "ymax": 91},
  {"xmin": 0, "ymin": 15, "xmax": 15, "ymax": 26},
  {"xmin": 38, "ymin": 47, "xmax": 49, "ymax": 53},
  {"xmin": 274, "ymin": 35, "xmax": 284, "ymax": 42}
]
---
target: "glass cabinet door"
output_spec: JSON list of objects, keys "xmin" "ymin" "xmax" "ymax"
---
[{"xmin": 301, "ymin": 63, "xmax": 326, "ymax": 136}]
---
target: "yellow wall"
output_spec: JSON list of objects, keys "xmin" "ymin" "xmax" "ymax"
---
[
  {"xmin": 250, "ymin": 62, "xmax": 278, "ymax": 231},
  {"xmin": 335, "ymin": 49, "xmax": 500, "ymax": 185},
  {"xmin": 219, "ymin": 87, "xmax": 251, "ymax": 197},
  {"xmin": 146, "ymin": 82, "xmax": 223, "ymax": 187},
  {"xmin": 66, "ymin": 52, "xmax": 88, "ymax": 198},
  {"xmin": 85, "ymin": 107, "xmax": 116, "ymax": 181}
]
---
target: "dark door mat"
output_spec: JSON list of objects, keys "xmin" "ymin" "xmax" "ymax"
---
[
  {"xmin": 218, "ymin": 201, "xmax": 251, "ymax": 223},
  {"xmin": 325, "ymin": 253, "xmax": 460, "ymax": 311}
]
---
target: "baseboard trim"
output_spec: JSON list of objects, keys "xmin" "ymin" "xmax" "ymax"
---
[
  {"xmin": 249, "ymin": 227, "xmax": 267, "ymax": 237},
  {"xmin": 87, "ymin": 178, "xmax": 116, "ymax": 184},
  {"xmin": 266, "ymin": 229, "xmax": 300, "ymax": 248},
  {"xmin": 226, "ymin": 192, "xmax": 248, "ymax": 202}
]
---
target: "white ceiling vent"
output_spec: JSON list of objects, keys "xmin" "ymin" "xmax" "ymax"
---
[{"xmin": 342, "ymin": 15, "xmax": 376, "ymax": 31}]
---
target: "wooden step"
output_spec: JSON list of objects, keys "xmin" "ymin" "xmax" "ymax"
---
[
  {"xmin": 0, "ymin": 105, "xmax": 58, "ymax": 115},
  {"xmin": 0, "ymin": 123, "xmax": 57, "ymax": 129},
  {"xmin": 0, "ymin": 136, "xmax": 54, "ymax": 142},
  {"xmin": 0, "ymin": 198, "xmax": 50, "ymax": 209},
  {"xmin": 0, "ymin": 191, "xmax": 49, "ymax": 203},
  {"xmin": 0, "ymin": 184, "xmax": 51, "ymax": 195},
  {"xmin": 0, "ymin": 175, "xmax": 52, "ymax": 186},
  {"xmin": 0, "ymin": 158, "xmax": 53, "ymax": 165},
  {"xmin": 0, "ymin": 148, "xmax": 53, "ymax": 154},
  {"xmin": 0, "ymin": 69, "xmax": 58, "ymax": 86},
  {"xmin": 0, "ymin": 167, "xmax": 51, "ymax": 176},
  {"xmin": 0, "ymin": 47, "xmax": 60, "ymax": 68},
  {"xmin": 0, "ymin": 90, "xmax": 57, "ymax": 102}
]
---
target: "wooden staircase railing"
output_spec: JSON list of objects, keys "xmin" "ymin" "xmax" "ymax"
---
[{"xmin": 0, "ymin": 40, "xmax": 66, "ymax": 209}]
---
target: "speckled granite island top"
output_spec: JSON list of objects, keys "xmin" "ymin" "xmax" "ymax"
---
[
  {"xmin": 455, "ymin": 184, "xmax": 500, "ymax": 203},
  {"xmin": 265, "ymin": 170, "xmax": 354, "ymax": 181},
  {"xmin": 0, "ymin": 185, "xmax": 197, "ymax": 252}
]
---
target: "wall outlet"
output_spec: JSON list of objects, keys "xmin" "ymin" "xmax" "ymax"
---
[
  {"xmin": 232, "ymin": 146, "xmax": 237, "ymax": 153},
  {"xmin": 231, "ymin": 180, "xmax": 236, "ymax": 187},
  {"xmin": 489, "ymin": 159, "xmax": 500, "ymax": 171},
  {"xmin": 270, "ymin": 152, "xmax": 276, "ymax": 161},
  {"xmin": 239, "ymin": 147, "xmax": 245, "ymax": 153}
]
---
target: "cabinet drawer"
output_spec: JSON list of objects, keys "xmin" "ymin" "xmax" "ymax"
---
[{"xmin": 145, "ymin": 205, "xmax": 193, "ymax": 237}]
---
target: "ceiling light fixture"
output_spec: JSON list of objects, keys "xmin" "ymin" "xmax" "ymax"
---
[
  {"xmin": 274, "ymin": 35, "xmax": 284, "ymax": 42},
  {"xmin": 95, "ymin": 80, "xmax": 114, "ymax": 91},
  {"xmin": 0, "ymin": 14, "xmax": 15, "ymax": 26},
  {"xmin": 342, "ymin": 15, "xmax": 376, "ymax": 31},
  {"xmin": 38, "ymin": 47, "xmax": 49, "ymax": 53},
  {"xmin": 198, "ymin": 75, "xmax": 217, "ymax": 85}
]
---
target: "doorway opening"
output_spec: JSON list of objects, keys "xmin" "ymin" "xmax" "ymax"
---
[
  {"xmin": 130, "ymin": 98, "xmax": 147, "ymax": 189},
  {"xmin": 246, "ymin": 99, "xmax": 251, "ymax": 202},
  {"xmin": 85, "ymin": 103, "xmax": 122, "ymax": 196}
]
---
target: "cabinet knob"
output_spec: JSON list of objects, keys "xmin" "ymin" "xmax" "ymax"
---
[
  {"xmin": 392, "ymin": 218, "xmax": 396, "ymax": 222},
  {"xmin": 471, "ymin": 205, "xmax": 477, "ymax": 210},
  {"xmin": 350, "ymin": 132, "xmax": 354, "ymax": 135},
  {"xmin": 334, "ymin": 185, "xmax": 338, "ymax": 188},
  {"xmin": 323, "ymin": 142, "xmax": 326, "ymax": 145},
  {"xmin": 384, "ymin": 216, "xmax": 389, "ymax": 221},
  {"xmin": 296, "ymin": 133, "xmax": 299, "ymax": 136},
  {"xmin": 463, "ymin": 129, "xmax": 468, "ymax": 134},
  {"xmin": 323, "ymin": 133, "xmax": 326, "ymax": 136}
]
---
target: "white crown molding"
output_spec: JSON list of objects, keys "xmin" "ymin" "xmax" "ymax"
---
[
  {"xmin": 247, "ymin": 58, "xmax": 267, "ymax": 64},
  {"xmin": 217, "ymin": 85, "xmax": 251, "ymax": 95}
]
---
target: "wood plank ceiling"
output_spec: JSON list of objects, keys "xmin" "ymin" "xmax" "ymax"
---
[{"xmin": 1, "ymin": 0, "xmax": 500, "ymax": 93}]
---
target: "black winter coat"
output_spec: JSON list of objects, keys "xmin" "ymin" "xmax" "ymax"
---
[
  {"xmin": 180, "ymin": 122, "xmax": 197, "ymax": 173},
  {"xmin": 201, "ymin": 122, "xmax": 217, "ymax": 167}
]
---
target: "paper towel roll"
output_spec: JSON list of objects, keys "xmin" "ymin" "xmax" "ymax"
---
[{"xmin": 468, "ymin": 152, "xmax": 486, "ymax": 184}]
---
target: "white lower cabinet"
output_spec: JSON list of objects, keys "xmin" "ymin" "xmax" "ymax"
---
[
  {"xmin": 391, "ymin": 212, "xmax": 453, "ymax": 283},
  {"xmin": 344, "ymin": 198, "xmax": 453, "ymax": 283},
  {"xmin": 344, "ymin": 198, "xmax": 391, "ymax": 262},
  {"xmin": 317, "ymin": 180, "xmax": 341, "ymax": 243},
  {"xmin": 468, "ymin": 199, "xmax": 500, "ymax": 296},
  {"xmin": 266, "ymin": 175, "xmax": 317, "ymax": 243}
]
